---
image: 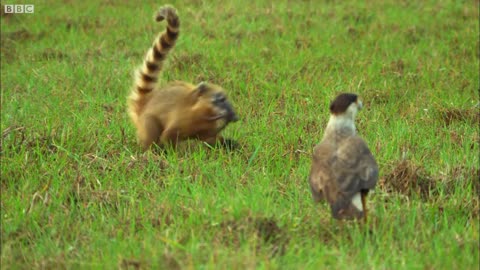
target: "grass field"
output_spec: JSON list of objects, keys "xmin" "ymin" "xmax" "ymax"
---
[{"xmin": 1, "ymin": 0, "xmax": 479, "ymax": 269}]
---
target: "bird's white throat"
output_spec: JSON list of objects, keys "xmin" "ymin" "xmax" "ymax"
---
[{"xmin": 324, "ymin": 114, "xmax": 356, "ymax": 138}]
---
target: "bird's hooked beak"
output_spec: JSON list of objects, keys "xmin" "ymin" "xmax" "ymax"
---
[{"xmin": 357, "ymin": 100, "xmax": 363, "ymax": 111}]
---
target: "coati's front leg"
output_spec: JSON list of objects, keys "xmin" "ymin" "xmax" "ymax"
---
[
  {"xmin": 160, "ymin": 126, "xmax": 182, "ymax": 149},
  {"xmin": 200, "ymin": 116, "xmax": 239, "ymax": 150}
]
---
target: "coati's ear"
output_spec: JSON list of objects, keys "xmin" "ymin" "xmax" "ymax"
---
[{"xmin": 193, "ymin": 82, "xmax": 209, "ymax": 97}]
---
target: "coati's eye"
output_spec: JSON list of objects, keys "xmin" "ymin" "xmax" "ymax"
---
[{"xmin": 213, "ymin": 93, "xmax": 226, "ymax": 103}]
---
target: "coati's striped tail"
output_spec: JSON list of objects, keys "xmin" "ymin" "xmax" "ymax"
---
[
  {"xmin": 128, "ymin": 5, "xmax": 180, "ymax": 124},
  {"xmin": 135, "ymin": 5, "xmax": 180, "ymax": 95}
]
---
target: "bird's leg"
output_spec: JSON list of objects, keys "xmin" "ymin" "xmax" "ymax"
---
[{"xmin": 361, "ymin": 193, "xmax": 368, "ymax": 224}]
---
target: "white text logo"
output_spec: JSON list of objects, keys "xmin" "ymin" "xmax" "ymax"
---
[{"xmin": 4, "ymin": 5, "xmax": 34, "ymax": 14}]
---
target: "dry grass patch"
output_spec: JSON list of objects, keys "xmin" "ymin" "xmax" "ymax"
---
[
  {"xmin": 213, "ymin": 216, "xmax": 288, "ymax": 257},
  {"xmin": 439, "ymin": 107, "xmax": 479, "ymax": 126},
  {"xmin": 381, "ymin": 160, "xmax": 436, "ymax": 199}
]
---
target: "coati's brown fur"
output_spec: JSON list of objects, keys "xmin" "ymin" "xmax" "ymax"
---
[{"xmin": 127, "ymin": 5, "xmax": 238, "ymax": 150}]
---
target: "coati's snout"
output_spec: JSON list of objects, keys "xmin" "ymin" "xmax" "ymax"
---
[
  {"xmin": 211, "ymin": 92, "xmax": 239, "ymax": 123},
  {"xmin": 224, "ymin": 100, "xmax": 239, "ymax": 123}
]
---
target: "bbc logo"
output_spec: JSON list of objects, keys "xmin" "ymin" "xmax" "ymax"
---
[{"xmin": 4, "ymin": 5, "xmax": 35, "ymax": 14}]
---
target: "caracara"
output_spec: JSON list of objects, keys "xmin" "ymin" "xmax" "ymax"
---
[{"xmin": 308, "ymin": 93, "xmax": 378, "ymax": 221}]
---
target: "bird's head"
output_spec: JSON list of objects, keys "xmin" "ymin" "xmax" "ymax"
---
[{"xmin": 329, "ymin": 93, "xmax": 363, "ymax": 120}]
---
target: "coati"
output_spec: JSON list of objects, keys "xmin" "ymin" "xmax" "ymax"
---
[{"xmin": 127, "ymin": 5, "xmax": 239, "ymax": 151}]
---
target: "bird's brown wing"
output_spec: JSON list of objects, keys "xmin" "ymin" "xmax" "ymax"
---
[
  {"xmin": 328, "ymin": 135, "xmax": 378, "ymax": 218},
  {"xmin": 309, "ymin": 135, "xmax": 378, "ymax": 218},
  {"xmin": 332, "ymin": 135, "xmax": 378, "ymax": 191},
  {"xmin": 308, "ymin": 141, "xmax": 335, "ymax": 203}
]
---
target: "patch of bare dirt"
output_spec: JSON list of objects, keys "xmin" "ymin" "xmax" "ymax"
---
[
  {"xmin": 0, "ymin": 29, "xmax": 45, "ymax": 62},
  {"xmin": 405, "ymin": 26, "xmax": 425, "ymax": 44},
  {"xmin": 119, "ymin": 252, "xmax": 180, "ymax": 270},
  {"xmin": 362, "ymin": 89, "xmax": 395, "ymax": 105},
  {"xmin": 2, "ymin": 29, "xmax": 34, "ymax": 41},
  {"xmin": 34, "ymin": 255, "xmax": 68, "ymax": 270},
  {"xmin": 65, "ymin": 17, "xmax": 102, "ymax": 32},
  {"xmin": 381, "ymin": 59, "xmax": 405, "ymax": 76},
  {"xmin": 159, "ymin": 252, "xmax": 181, "ymax": 270},
  {"xmin": 120, "ymin": 258, "xmax": 143, "ymax": 270},
  {"xmin": 1, "ymin": 125, "xmax": 59, "ymax": 156},
  {"xmin": 295, "ymin": 37, "xmax": 311, "ymax": 49},
  {"xmin": 381, "ymin": 160, "xmax": 435, "ymax": 199},
  {"xmin": 40, "ymin": 48, "xmax": 70, "ymax": 61},
  {"xmin": 382, "ymin": 160, "xmax": 479, "ymax": 200},
  {"xmin": 214, "ymin": 216, "xmax": 288, "ymax": 257},
  {"xmin": 439, "ymin": 107, "xmax": 480, "ymax": 126}
]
